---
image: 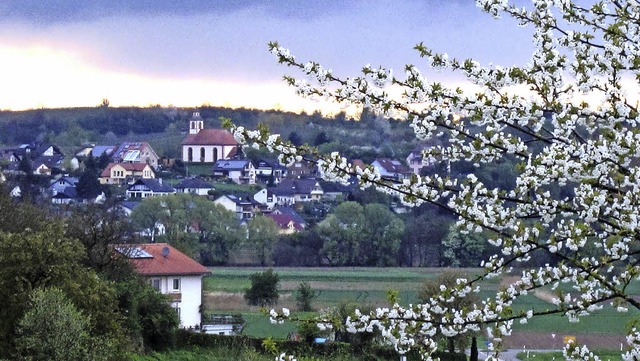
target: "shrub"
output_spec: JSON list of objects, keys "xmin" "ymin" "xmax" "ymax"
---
[
  {"xmin": 244, "ymin": 269, "xmax": 280, "ymax": 307},
  {"xmin": 294, "ymin": 282, "xmax": 317, "ymax": 312}
]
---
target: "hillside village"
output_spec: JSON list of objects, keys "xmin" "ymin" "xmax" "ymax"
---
[{"xmin": 0, "ymin": 110, "xmax": 449, "ymax": 266}]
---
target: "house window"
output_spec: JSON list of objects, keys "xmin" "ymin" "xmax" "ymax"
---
[
  {"xmin": 172, "ymin": 278, "xmax": 180, "ymax": 291},
  {"xmin": 151, "ymin": 278, "xmax": 161, "ymax": 292},
  {"xmin": 200, "ymin": 148, "xmax": 205, "ymax": 162},
  {"xmin": 213, "ymin": 148, "xmax": 218, "ymax": 162},
  {"xmin": 188, "ymin": 147, "xmax": 193, "ymax": 162}
]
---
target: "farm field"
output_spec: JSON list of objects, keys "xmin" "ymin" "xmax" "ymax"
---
[{"xmin": 203, "ymin": 267, "xmax": 639, "ymax": 350}]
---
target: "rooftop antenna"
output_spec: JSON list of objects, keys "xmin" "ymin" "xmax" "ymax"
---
[{"xmin": 161, "ymin": 246, "xmax": 170, "ymax": 258}]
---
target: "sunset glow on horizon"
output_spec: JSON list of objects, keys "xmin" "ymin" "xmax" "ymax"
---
[
  {"xmin": 0, "ymin": 43, "xmax": 343, "ymax": 114},
  {"xmin": 0, "ymin": 1, "xmax": 536, "ymax": 115}
]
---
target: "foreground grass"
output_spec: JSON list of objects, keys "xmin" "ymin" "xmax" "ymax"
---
[
  {"xmin": 128, "ymin": 346, "xmax": 385, "ymax": 361},
  {"xmin": 204, "ymin": 267, "xmax": 639, "ymax": 346},
  {"xmin": 128, "ymin": 347, "xmax": 273, "ymax": 361},
  {"xmin": 516, "ymin": 350, "xmax": 624, "ymax": 361}
]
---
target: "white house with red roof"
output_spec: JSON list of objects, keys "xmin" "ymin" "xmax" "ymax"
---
[
  {"xmin": 181, "ymin": 112, "xmax": 239, "ymax": 164},
  {"xmin": 117, "ymin": 243, "xmax": 210, "ymax": 328}
]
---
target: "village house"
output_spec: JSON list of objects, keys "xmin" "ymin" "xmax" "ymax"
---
[
  {"xmin": 405, "ymin": 143, "xmax": 434, "ymax": 175},
  {"xmin": 48, "ymin": 176, "xmax": 80, "ymax": 204},
  {"xmin": 111, "ymin": 142, "xmax": 160, "ymax": 169},
  {"xmin": 99, "ymin": 162, "xmax": 155, "ymax": 185},
  {"xmin": 269, "ymin": 178, "xmax": 324, "ymax": 205},
  {"xmin": 174, "ymin": 177, "xmax": 215, "ymax": 196},
  {"xmin": 117, "ymin": 243, "xmax": 210, "ymax": 328},
  {"xmin": 51, "ymin": 186, "xmax": 79, "ymax": 205},
  {"xmin": 212, "ymin": 160, "xmax": 256, "ymax": 185},
  {"xmin": 90, "ymin": 145, "xmax": 118, "ymax": 158},
  {"xmin": 181, "ymin": 112, "xmax": 239, "ymax": 164},
  {"xmin": 125, "ymin": 178, "xmax": 176, "ymax": 199},
  {"xmin": 371, "ymin": 158, "xmax": 413, "ymax": 182},
  {"xmin": 48, "ymin": 176, "xmax": 79, "ymax": 195},
  {"xmin": 214, "ymin": 194, "xmax": 267, "ymax": 221},
  {"xmin": 267, "ymin": 213, "xmax": 305, "ymax": 235},
  {"xmin": 253, "ymin": 188, "xmax": 277, "ymax": 210},
  {"xmin": 2, "ymin": 143, "xmax": 66, "ymax": 175},
  {"xmin": 286, "ymin": 159, "xmax": 315, "ymax": 179},
  {"xmin": 254, "ymin": 159, "xmax": 287, "ymax": 184}
]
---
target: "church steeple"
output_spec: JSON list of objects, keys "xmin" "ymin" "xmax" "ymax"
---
[{"xmin": 189, "ymin": 112, "xmax": 204, "ymax": 135}]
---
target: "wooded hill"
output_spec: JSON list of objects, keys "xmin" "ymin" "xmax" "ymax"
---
[{"xmin": 0, "ymin": 105, "xmax": 417, "ymax": 164}]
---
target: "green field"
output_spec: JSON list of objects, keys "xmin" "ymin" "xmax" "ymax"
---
[{"xmin": 203, "ymin": 267, "xmax": 639, "ymax": 349}]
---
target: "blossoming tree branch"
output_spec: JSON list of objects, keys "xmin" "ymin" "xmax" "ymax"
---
[{"xmin": 226, "ymin": 1, "xmax": 640, "ymax": 360}]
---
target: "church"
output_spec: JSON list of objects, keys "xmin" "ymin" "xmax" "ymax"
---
[{"xmin": 181, "ymin": 112, "xmax": 239, "ymax": 163}]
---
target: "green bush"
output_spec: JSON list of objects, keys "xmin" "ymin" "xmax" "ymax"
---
[
  {"xmin": 295, "ymin": 282, "xmax": 317, "ymax": 312},
  {"xmin": 244, "ymin": 269, "xmax": 280, "ymax": 307}
]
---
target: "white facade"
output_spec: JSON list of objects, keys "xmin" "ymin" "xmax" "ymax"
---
[
  {"xmin": 253, "ymin": 189, "xmax": 276, "ymax": 209},
  {"xmin": 182, "ymin": 145, "xmax": 236, "ymax": 163},
  {"xmin": 149, "ymin": 274, "xmax": 204, "ymax": 328}
]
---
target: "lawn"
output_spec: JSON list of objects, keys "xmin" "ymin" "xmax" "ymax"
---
[
  {"xmin": 203, "ymin": 267, "xmax": 639, "ymax": 349},
  {"xmin": 516, "ymin": 350, "xmax": 624, "ymax": 361}
]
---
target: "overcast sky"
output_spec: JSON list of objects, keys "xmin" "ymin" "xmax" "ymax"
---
[{"xmin": 0, "ymin": 0, "xmax": 534, "ymax": 113}]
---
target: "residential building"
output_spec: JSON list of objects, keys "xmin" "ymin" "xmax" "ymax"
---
[
  {"xmin": 117, "ymin": 243, "xmax": 210, "ymax": 328},
  {"xmin": 253, "ymin": 188, "xmax": 277, "ymax": 210},
  {"xmin": 99, "ymin": 162, "xmax": 155, "ymax": 185},
  {"xmin": 111, "ymin": 142, "xmax": 160, "ymax": 169},
  {"xmin": 267, "ymin": 213, "xmax": 304, "ymax": 235},
  {"xmin": 212, "ymin": 160, "xmax": 256, "ymax": 185},
  {"xmin": 286, "ymin": 159, "xmax": 314, "ymax": 179},
  {"xmin": 371, "ymin": 158, "xmax": 413, "ymax": 182},
  {"xmin": 319, "ymin": 178, "xmax": 357, "ymax": 201},
  {"xmin": 269, "ymin": 178, "xmax": 324, "ymax": 205},
  {"xmin": 254, "ymin": 159, "xmax": 286, "ymax": 184},
  {"xmin": 406, "ymin": 143, "xmax": 434, "ymax": 175},
  {"xmin": 271, "ymin": 207, "xmax": 306, "ymax": 227},
  {"xmin": 214, "ymin": 194, "xmax": 265, "ymax": 220},
  {"xmin": 125, "ymin": 178, "xmax": 176, "ymax": 199},
  {"xmin": 174, "ymin": 177, "xmax": 215, "ymax": 196},
  {"xmin": 91, "ymin": 145, "xmax": 118, "ymax": 158},
  {"xmin": 181, "ymin": 112, "xmax": 239, "ymax": 164},
  {"xmin": 49, "ymin": 176, "xmax": 79, "ymax": 196}
]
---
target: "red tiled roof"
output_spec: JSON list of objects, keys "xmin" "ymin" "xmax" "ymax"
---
[
  {"xmin": 269, "ymin": 213, "xmax": 304, "ymax": 231},
  {"xmin": 352, "ymin": 159, "xmax": 367, "ymax": 171},
  {"xmin": 122, "ymin": 243, "xmax": 210, "ymax": 276},
  {"xmin": 182, "ymin": 129, "xmax": 238, "ymax": 146},
  {"xmin": 100, "ymin": 162, "xmax": 150, "ymax": 177}
]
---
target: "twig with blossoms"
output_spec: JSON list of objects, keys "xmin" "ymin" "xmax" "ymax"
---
[{"xmin": 226, "ymin": 0, "xmax": 640, "ymax": 359}]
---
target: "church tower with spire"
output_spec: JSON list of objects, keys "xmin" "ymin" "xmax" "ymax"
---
[{"xmin": 189, "ymin": 112, "xmax": 204, "ymax": 135}]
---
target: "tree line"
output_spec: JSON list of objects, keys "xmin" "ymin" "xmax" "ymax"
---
[{"xmin": 127, "ymin": 193, "xmax": 517, "ymax": 269}]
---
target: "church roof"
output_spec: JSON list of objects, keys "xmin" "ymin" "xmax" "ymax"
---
[{"xmin": 182, "ymin": 129, "xmax": 238, "ymax": 146}]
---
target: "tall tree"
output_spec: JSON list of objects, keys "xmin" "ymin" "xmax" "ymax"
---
[
  {"xmin": 361, "ymin": 203, "xmax": 404, "ymax": 266},
  {"xmin": 0, "ymin": 223, "xmax": 126, "ymax": 357},
  {"xmin": 15, "ymin": 288, "xmax": 112, "ymax": 361},
  {"xmin": 441, "ymin": 224, "xmax": 487, "ymax": 268},
  {"xmin": 317, "ymin": 201, "xmax": 365, "ymax": 266},
  {"xmin": 246, "ymin": 215, "xmax": 280, "ymax": 266}
]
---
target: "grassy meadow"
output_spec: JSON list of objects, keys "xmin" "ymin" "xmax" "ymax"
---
[{"xmin": 203, "ymin": 267, "xmax": 639, "ymax": 349}]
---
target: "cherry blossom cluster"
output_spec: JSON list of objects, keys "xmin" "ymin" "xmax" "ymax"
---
[{"xmin": 229, "ymin": 1, "xmax": 640, "ymax": 359}]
